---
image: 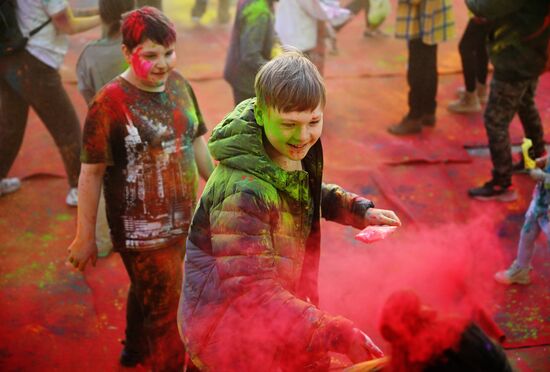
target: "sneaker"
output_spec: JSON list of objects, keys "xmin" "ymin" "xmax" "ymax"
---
[
  {"xmin": 388, "ymin": 116, "xmax": 422, "ymax": 135},
  {"xmin": 0, "ymin": 177, "xmax": 21, "ymax": 196},
  {"xmin": 494, "ymin": 261, "xmax": 531, "ymax": 285},
  {"xmin": 456, "ymin": 83, "xmax": 488, "ymax": 104},
  {"xmin": 66, "ymin": 187, "xmax": 78, "ymax": 207},
  {"xmin": 468, "ymin": 179, "xmax": 518, "ymax": 202},
  {"xmin": 447, "ymin": 91, "xmax": 482, "ymax": 114}
]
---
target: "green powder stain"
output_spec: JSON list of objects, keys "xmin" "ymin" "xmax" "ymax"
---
[
  {"xmin": 37, "ymin": 262, "xmax": 57, "ymax": 289},
  {"xmin": 55, "ymin": 214, "xmax": 73, "ymax": 222},
  {"xmin": 40, "ymin": 234, "xmax": 55, "ymax": 243},
  {"xmin": 242, "ymin": 0, "xmax": 270, "ymax": 24},
  {"xmin": 1, "ymin": 262, "xmax": 40, "ymax": 286}
]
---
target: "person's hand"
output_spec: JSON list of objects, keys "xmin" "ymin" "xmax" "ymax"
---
[
  {"xmin": 535, "ymin": 155, "xmax": 549, "ymax": 169},
  {"xmin": 67, "ymin": 237, "xmax": 98, "ymax": 271},
  {"xmin": 529, "ymin": 168, "xmax": 547, "ymax": 182},
  {"xmin": 347, "ymin": 328, "xmax": 384, "ymax": 363},
  {"xmin": 365, "ymin": 208, "xmax": 401, "ymax": 226}
]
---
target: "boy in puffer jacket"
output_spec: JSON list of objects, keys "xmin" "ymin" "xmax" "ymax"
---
[{"xmin": 178, "ymin": 52, "xmax": 401, "ymax": 371}]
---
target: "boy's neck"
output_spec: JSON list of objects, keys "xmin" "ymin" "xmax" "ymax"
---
[
  {"xmin": 120, "ymin": 69, "xmax": 166, "ymax": 93},
  {"xmin": 263, "ymin": 140, "xmax": 302, "ymax": 172}
]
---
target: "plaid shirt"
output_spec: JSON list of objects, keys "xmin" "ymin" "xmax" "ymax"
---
[{"xmin": 395, "ymin": 0, "xmax": 455, "ymax": 45}]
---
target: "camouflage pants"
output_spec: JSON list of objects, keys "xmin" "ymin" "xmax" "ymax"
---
[{"xmin": 485, "ymin": 78, "xmax": 545, "ymax": 187}]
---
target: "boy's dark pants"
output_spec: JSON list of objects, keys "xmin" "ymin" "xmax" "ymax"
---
[
  {"xmin": 0, "ymin": 50, "xmax": 81, "ymax": 186},
  {"xmin": 485, "ymin": 78, "xmax": 545, "ymax": 187},
  {"xmin": 120, "ymin": 241, "xmax": 186, "ymax": 371},
  {"xmin": 407, "ymin": 38, "xmax": 438, "ymax": 119},
  {"xmin": 459, "ymin": 18, "xmax": 489, "ymax": 92}
]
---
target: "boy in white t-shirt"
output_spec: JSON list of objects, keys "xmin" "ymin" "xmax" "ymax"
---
[{"xmin": 0, "ymin": 0, "xmax": 100, "ymax": 205}]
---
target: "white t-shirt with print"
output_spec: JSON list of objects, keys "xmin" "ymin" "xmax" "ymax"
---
[{"xmin": 16, "ymin": 0, "xmax": 69, "ymax": 69}]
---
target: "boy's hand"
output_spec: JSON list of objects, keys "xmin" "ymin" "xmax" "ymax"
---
[
  {"xmin": 67, "ymin": 238, "xmax": 98, "ymax": 271},
  {"xmin": 347, "ymin": 328, "xmax": 384, "ymax": 363},
  {"xmin": 365, "ymin": 208, "xmax": 401, "ymax": 227}
]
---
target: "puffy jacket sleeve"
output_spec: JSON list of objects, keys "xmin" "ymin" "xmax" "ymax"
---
[
  {"xmin": 209, "ymin": 188, "xmax": 359, "ymax": 362},
  {"xmin": 321, "ymin": 183, "xmax": 375, "ymax": 229}
]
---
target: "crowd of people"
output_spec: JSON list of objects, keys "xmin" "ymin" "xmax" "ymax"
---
[{"xmin": 1, "ymin": 0, "xmax": 549, "ymax": 371}]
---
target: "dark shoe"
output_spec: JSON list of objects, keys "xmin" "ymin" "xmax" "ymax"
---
[
  {"xmin": 421, "ymin": 114, "xmax": 436, "ymax": 127},
  {"xmin": 468, "ymin": 180, "xmax": 517, "ymax": 202},
  {"xmin": 388, "ymin": 116, "xmax": 422, "ymax": 135},
  {"xmin": 120, "ymin": 347, "xmax": 144, "ymax": 367}
]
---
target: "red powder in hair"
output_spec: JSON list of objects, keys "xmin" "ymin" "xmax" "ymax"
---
[
  {"xmin": 379, "ymin": 290, "xmax": 468, "ymax": 372},
  {"xmin": 125, "ymin": 11, "xmax": 147, "ymax": 47}
]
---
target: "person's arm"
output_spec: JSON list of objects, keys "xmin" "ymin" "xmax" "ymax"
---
[
  {"xmin": 297, "ymin": 0, "xmax": 329, "ymax": 21},
  {"xmin": 321, "ymin": 183, "xmax": 401, "ymax": 228},
  {"xmin": 72, "ymin": 7, "xmax": 99, "ymax": 17},
  {"xmin": 51, "ymin": 6, "xmax": 101, "ymax": 35},
  {"xmin": 193, "ymin": 136, "xmax": 214, "ymax": 181},
  {"xmin": 240, "ymin": 13, "xmax": 272, "ymax": 71},
  {"xmin": 67, "ymin": 163, "xmax": 106, "ymax": 271}
]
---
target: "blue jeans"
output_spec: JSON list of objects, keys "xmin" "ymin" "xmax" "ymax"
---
[{"xmin": 517, "ymin": 194, "xmax": 549, "ymax": 268}]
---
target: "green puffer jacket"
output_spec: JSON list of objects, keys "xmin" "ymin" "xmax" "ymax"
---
[
  {"xmin": 466, "ymin": 0, "xmax": 550, "ymax": 81},
  {"xmin": 179, "ymin": 99, "xmax": 375, "ymax": 371}
]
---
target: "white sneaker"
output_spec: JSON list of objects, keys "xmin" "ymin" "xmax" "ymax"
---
[
  {"xmin": 0, "ymin": 177, "xmax": 21, "ymax": 196},
  {"xmin": 494, "ymin": 260, "xmax": 532, "ymax": 285},
  {"xmin": 66, "ymin": 187, "xmax": 78, "ymax": 207}
]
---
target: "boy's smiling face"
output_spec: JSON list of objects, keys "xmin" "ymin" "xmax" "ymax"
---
[
  {"xmin": 260, "ymin": 104, "xmax": 323, "ymax": 167},
  {"xmin": 123, "ymin": 39, "xmax": 176, "ymax": 90}
]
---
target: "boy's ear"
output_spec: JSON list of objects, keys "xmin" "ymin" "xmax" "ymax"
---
[
  {"xmin": 254, "ymin": 106, "xmax": 264, "ymax": 127},
  {"xmin": 121, "ymin": 44, "xmax": 132, "ymax": 64}
]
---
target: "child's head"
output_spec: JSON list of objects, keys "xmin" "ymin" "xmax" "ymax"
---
[
  {"xmin": 255, "ymin": 51, "xmax": 326, "ymax": 114},
  {"xmin": 121, "ymin": 7, "xmax": 177, "ymax": 89},
  {"xmin": 254, "ymin": 52, "xmax": 325, "ymax": 165},
  {"xmin": 121, "ymin": 6, "xmax": 176, "ymax": 52},
  {"xmin": 99, "ymin": 0, "xmax": 134, "ymax": 38}
]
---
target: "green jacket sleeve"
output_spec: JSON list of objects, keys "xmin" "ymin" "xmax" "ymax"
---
[{"xmin": 321, "ymin": 183, "xmax": 375, "ymax": 229}]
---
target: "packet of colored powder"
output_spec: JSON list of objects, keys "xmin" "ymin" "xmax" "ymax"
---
[{"xmin": 355, "ymin": 225, "xmax": 397, "ymax": 244}]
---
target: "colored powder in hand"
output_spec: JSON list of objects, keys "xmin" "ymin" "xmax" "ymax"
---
[{"xmin": 355, "ymin": 225, "xmax": 397, "ymax": 244}]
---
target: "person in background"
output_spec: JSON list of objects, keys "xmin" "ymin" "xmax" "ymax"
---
[
  {"xmin": 495, "ymin": 155, "xmax": 550, "ymax": 285},
  {"xmin": 467, "ymin": 0, "xmax": 549, "ymax": 201},
  {"xmin": 275, "ymin": 0, "xmax": 329, "ymax": 73},
  {"xmin": 76, "ymin": 0, "xmax": 135, "ymax": 258},
  {"xmin": 67, "ymin": 7, "xmax": 214, "ymax": 369},
  {"xmin": 0, "ymin": 0, "xmax": 100, "ymax": 205},
  {"xmin": 224, "ymin": 0, "xmax": 278, "ymax": 106},
  {"xmin": 387, "ymin": 0, "xmax": 455, "ymax": 135},
  {"xmin": 447, "ymin": 14, "xmax": 490, "ymax": 114}
]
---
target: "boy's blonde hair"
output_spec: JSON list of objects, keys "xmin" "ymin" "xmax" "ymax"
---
[{"xmin": 254, "ymin": 51, "xmax": 326, "ymax": 113}]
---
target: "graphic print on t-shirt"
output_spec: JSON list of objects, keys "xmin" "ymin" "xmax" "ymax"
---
[{"xmin": 82, "ymin": 72, "xmax": 207, "ymax": 251}]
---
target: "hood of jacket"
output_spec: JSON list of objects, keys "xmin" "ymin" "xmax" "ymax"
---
[{"xmin": 208, "ymin": 98, "xmax": 310, "ymax": 203}]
